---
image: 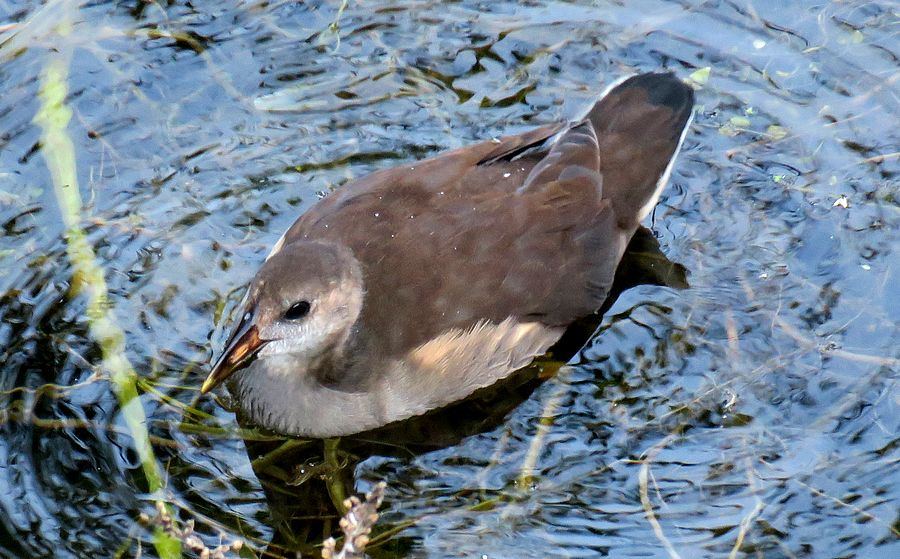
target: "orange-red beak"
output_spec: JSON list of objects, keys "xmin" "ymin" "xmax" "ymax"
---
[{"xmin": 201, "ymin": 318, "xmax": 268, "ymax": 394}]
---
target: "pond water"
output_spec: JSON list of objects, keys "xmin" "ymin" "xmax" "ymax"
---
[{"xmin": 0, "ymin": 0, "xmax": 897, "ymax": 557}]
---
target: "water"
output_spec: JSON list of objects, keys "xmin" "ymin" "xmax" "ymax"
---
[{"xmin": 0, "ymin": 0, "xmax": 897, "ymax": 557}]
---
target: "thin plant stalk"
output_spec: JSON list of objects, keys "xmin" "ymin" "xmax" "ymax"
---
[{"xmin": 32, "ymin": 16, "xmax": 180, "ymax": 559}]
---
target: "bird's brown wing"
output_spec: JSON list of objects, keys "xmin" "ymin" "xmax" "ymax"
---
[
  {"xmin": 283, "ymin": 121, "xmax": 617, "ymax": 360},
  {"xmin": 285, "ymin": 73, "xmax": 693, "ymax": 362}
]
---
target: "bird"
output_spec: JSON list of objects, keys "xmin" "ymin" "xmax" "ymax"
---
[{"xmin": 201, "ymin": 72, "xmax": 695, "ymax": 438}]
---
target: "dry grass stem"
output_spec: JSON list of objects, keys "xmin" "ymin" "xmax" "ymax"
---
[
  {"xmin": 638, "ymin": 434, "xmax": 682, "ymax": 559},
  {"xmin": 322, "ymin": 482, "xmax": 388, "ymax": 559},
  {"xmin": 792, "ymin": 478, "xmax": 900, "ymax": 537},
  {"xmin": 140, "ymin": 503, "xmax": 245, "ymax": 559},
  {"xmin": 516, "ymin": 367, "xmax": 572, "ymax": 489},
  {"xmin": 728, "ymin": 458, "xmax": 765, "ymax": 559}
]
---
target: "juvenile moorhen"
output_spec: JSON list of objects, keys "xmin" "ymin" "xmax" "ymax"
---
[{"xmin": 201, "ymin": 72, "xmax": 694, "ymax": 437}]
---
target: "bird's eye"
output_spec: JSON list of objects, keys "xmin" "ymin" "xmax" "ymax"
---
[{"xmin": 284, "ymin": 300, "xmax": 312, "ymax": 320}]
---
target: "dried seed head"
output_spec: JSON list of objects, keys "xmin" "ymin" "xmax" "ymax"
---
[{"xmin": 185, "ymin": 534, "xmax": 204, "ymax": 551}]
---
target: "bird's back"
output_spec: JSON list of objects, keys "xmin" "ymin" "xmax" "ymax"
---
[{"xmin": 282, "ymin": 73, "xmax": 694, "ymax": 361}]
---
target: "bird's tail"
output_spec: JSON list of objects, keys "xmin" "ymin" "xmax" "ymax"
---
[{"xmin": 586, "ymin": 73, "xmax": 694, "ymax": 226}]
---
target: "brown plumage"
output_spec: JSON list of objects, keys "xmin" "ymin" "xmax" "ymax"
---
[{"xmin": 202, "ymin": 72, "xmax": 695, "ymax": 437}]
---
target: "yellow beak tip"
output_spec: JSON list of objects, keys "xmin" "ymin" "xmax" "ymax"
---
[{"xmin": 200, "ymin": 377, "xmax": 217, "ymax": 395}]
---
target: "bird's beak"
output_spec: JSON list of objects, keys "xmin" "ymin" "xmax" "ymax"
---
[{"xmin": 201, "ymin": 317, "xmax": 268, "ymax": 394}]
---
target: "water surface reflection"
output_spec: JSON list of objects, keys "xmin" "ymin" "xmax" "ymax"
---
[{"xmin": 0, "ymin": 1, "xmax": 897, "ymax": 558}]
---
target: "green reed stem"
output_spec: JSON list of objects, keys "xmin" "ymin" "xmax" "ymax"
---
[{"xmin": 33, "ymin": 21, "xmax": 180, "ymax": 559}]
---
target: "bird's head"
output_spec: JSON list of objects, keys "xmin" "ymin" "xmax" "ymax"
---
[{"xmin": 201, "ymin": 240, "xmax": 364, "ymax": 394}]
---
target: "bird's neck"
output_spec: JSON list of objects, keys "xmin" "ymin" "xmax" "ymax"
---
[{"xmin": 230, "ymin": 353, "xmax": 388, "ymax": 437}]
